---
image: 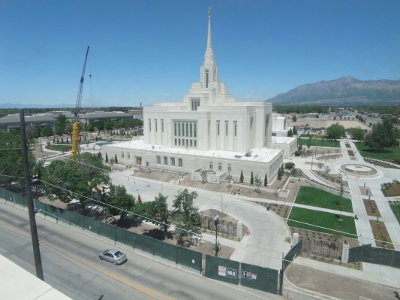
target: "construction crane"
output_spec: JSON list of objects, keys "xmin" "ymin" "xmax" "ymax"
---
[{"xmin": 72, "ymin": 46, "xmax": 90, "ymax": 157}]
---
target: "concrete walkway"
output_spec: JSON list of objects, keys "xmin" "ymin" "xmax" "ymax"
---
[{"xmin": 110, "ymin": 170, "xmax": 292, "ymax": 270}]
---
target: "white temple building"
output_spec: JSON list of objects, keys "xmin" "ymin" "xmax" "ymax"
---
[{"xmin": 102, "ymin": 11, "xmax": 295, "ymax": 183}]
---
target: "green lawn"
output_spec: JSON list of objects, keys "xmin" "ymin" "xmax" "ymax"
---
[
  {"xmin": 354, "ymin": 142, "xmax": 400, "ymax": 161},
  {"xmin": 390, "ymin": 205, "xmax": 400, "ymax": 224},
  {"xmin": 298, "ymin": 137, "xmax": 340, "ymax": 148},
  {"xmin": 295, "ymin": 186, "xmax": 353, "ymax": 213},
  {"xmin": 287, "ymin": 207, "xmax": 357, "ymax": 238}
]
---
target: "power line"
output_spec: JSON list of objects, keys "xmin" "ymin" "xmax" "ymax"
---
[{"xmin": 39, "ymin": 160, "xmax": 400, "ymax": 247}]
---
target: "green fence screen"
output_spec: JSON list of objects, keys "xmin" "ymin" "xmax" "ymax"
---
[
  {"xmin": 68, "ymin": 211, "xmax": 85, "ymax": 228},
  {"xmin": 154, "ymin": 239, "xmax": 177, "ymax": 263},
  {"xmin": 205, "ymin": 255, "xmax": 239, "ymax": 285},
  {"xmin": 283, "ymin": 238, "xmax": 303, "ymax": 271},
  {"xmin": 115, "ymin": 227, "xmax": 133, "ymax": 246},
  {"xmin": 135, "ymin": 234, "xmax": 155, "ymax": 255},
  {"xmin": 363, "ymin": 247, "xmax": 396, "ymax": 267},
  {"xmin": 177, "ymin": 247, "xmax": 202, "ymax": 272},
  {"xmin": 84, "ymin": 217, "xmax": 100, "ymax": 235},
  {"xmin": 99, "ymin": 221, "xmax": 116, "ymax": 240},
  {"xmin": 240, "ymin": 262, "xmax": 278, "ymax": 294}
]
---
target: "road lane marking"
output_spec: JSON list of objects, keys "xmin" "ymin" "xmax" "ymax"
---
[{"xmin": 0, "ymin": 218, "xmax": 173, "ymax": 300}]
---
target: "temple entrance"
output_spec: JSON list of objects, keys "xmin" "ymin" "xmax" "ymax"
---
[{"xmin": 135, "ymin": 157, "xmax": 142, "ymax": 168}]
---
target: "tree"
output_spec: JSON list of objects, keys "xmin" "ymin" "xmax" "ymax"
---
[
  {"xmin": 285, "ymin": 162, "xmax": 295, "ymax": 169},
  {"xmin": 287, "ymin": 129, "xmax": 293, "ymax": 137},
  {"xmin": 348, "ymin": 127, "xmax": 364, "ymax": 142},
  {"xmin": 292, "ymin": 115, "xmax": 297, "ymax": 122},
  {"xmin": 40, "ymin": 125, "xmax": 53, "ymax": 137},
  {"xmin": 114, "ymin": 154, "xmax": 118, "ymax": 164},
  {"xmin": 105, "ymin": 153, "xmax": 109, "ymax": 163},
  {"xmin": 97, "ymin": 152, "xmax": 102, "ymax": 160},
  {"xmin": 104, "ymin": 184, "xmax": 135, "ymax": 218},
  {"xmin": 0, "ymin": 129, "xmax": 36, "ymax": 188},
  {"xmin": 250, "ymin": 171, "xmax": 254, "ymax": 185},
  {"xmin": 42, "ymin": 153, "xmax": 110, "ymax": 203},
  {"xmin": 200, "ymin": 169, "xmax": 208, "ymax": 184},
  {"xmin": 264, "ymin": 174, "xmax": 268, "ymax": 187},
  {"xmin": 307, "ymin": 137, "xmax": 312, "ymax": 149},
  {"xmin": 364, "ymin": 117, "xmax": 396, "ymax": 150},
  {"xmin": 105, "ymin": 119, "xmax": 113, "ymax": 130},
  {"xmin": 293, "ymin": 126, "xmax": 297, "ymax": 135},
  {"xmin": 240, "ymin": 170, "xmax": 244, "ymax": 183},
  {"xmin": 55, "ymin": 114, "xmax": 67, "ymax": 136},
  {"xmin": 146, "ymin": 193, "xmax": 169, "ymax": 237},
  {"xmin": 254, "ymin": 175, "xmax": 262, "ymax": 192},
  {"xmin": 87, "ymin": 122, "xmax": 95, "ymax": 132},
  {"xmin": 172, "ymin": 189, "xmax": 201, "ymax": 234},
  {"xmin": 96, "ymin": 121, "xmax": 105, "ymax": 131},
  {"xmin": 326, "ymin": 123, "xmax": 345, "ymax": 141}
]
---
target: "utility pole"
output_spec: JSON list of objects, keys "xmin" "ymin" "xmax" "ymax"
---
[{"xmin": 20, "ymin": 110, "xmax": 44, "ymax": 280}]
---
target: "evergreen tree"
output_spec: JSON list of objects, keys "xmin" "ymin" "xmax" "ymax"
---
[
  {"xmin": 97, "ymin": 152, "xmax": 102, "ymax": 160},
  {"xmin": 115, "ymin": 154, "xmax": 118, "ymax": 164},
  {"xmin": 240, "ymin": 170, "xmax": 244, "ymax": 183},
  {"xmin": 105, "ymin": 153, "xmax": 109, "ymax": 163},
  {"xmin": 137, "ymin": 194, "xmax": 142, "ymax": 204},
  {"xmin": 264, "ymin": 174, "xmax": 268, "ymax": 186},
  {"xmin": 250, "ymin": 171, "xmax": 254, "ymax": 185},
  {"xmin": 293, "ymin": 126, "xmax": 297, "ymax": 135}
]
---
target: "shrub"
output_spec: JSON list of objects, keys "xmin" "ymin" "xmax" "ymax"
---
[{"xmin": 285, "ymin": 162, "xmax": 295, "ymax": 169}]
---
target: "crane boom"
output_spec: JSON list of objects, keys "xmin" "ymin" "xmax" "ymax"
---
[
  {"xmin": 72, "ymin": 46, "xmax": 90, "ymax": 157},
  {"xmin": 75, "ymin": 45, "xmax": 90, "ymax": 120}
]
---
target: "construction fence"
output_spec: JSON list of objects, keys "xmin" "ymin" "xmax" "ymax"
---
[
  {"xmin": 348, "ymin": 244, "xmax": 400, "ymax": 268},
  {"xmin": 1, "ymin": 187, "xmax": 301, "ymax": 296}
]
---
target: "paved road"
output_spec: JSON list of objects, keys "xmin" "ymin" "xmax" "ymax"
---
[{"xmin": 0, "ymin": 202, "xmax": 282, "ymax": 300}]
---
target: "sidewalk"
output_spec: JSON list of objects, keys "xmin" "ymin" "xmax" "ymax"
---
[{"xmin": 284, "ymin": 256, "xmax": 399, "ymax": 300}]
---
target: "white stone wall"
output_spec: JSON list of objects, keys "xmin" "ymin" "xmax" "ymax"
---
[
  {"xmin": 144, "ymin": 101, "xmax": 272, "ymax": 153},
  {"xmin": 102, "ymin": 145, "xmax": 283, "ymax": 184}
]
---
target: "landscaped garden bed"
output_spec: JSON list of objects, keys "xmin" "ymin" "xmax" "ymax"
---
[
  {"xmin": 381, "ymin": 181, "xmax": 400, "ymax": 197},
  {"xmin": 348, "ymin": 150, "xmax": 355, "ymax": 156},
  {"xmin": 363, "ymin": 199, "xmax": 381, "ymax": 217},
  {"xmin": 364, "ymin": 158, "xmax": 400, "ymax": 169},
  {"xmin": 369, "ymin": 220, "xmax": 394, "ymax": 249}
]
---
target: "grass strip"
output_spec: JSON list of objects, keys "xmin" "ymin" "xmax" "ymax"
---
[{"xmin": 287, "ymin": 207, "xmax": 357, "ymax": 238}]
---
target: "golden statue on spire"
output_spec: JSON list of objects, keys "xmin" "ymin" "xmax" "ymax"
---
[{"xmin": 208, "ymin": 6, "xmax": 211, "ymax": 19}]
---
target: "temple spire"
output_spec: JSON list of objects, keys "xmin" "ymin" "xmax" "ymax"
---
[{"xmin": 204, "ymin": 7, "xmax": 215, "ymax": 66}]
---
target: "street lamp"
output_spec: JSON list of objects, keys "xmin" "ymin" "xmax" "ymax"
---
[{"xmin": 214, "ymin": 214, "xmax": 219, "ymax": 256}]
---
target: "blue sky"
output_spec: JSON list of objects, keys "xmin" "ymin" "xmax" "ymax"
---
[{"xmin": 1, "ymin": 0, "xmax": 399, "ymax": 108}]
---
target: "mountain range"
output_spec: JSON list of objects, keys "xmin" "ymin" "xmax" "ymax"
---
[{"xmin": 267, "ymin": 76, "xmax": 400, "ymax": 106}]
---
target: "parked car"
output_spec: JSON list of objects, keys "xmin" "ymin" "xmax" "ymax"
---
[{"xmin": 98, "ymin": 249, "xmax": 127, "ymax": 265}]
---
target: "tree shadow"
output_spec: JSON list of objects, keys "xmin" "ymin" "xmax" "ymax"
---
[
  {"xmin": 110, "ymin": 216, "xmax": 142, "ymax": 229},
  {"xmin": 364, "ymin": 148, "xmax": 393, "ymax": 154},
  {"xmin": 142, "ymin": 228, "xmax": 174, "ymax": 240}
]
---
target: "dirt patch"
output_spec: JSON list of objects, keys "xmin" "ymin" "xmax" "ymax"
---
[
  {"xmin": 381, "ymin": 181, "xmax": 400, "ymax": 197},
  {"xmin": 363, "ymin": 199, "xmax": 381, "ymax": 217},
  {"xmin": 313, "ymin": 171, "xmax": 349, "ymax": 187},
  {"xmin": 359, "ymin": 186, "xmax": 372, "ymax": 196},
  {"xmin": 133, "ymin": 171, "xmax": 178, "ymax": 182},
  {"xmin": 369, "ymin": 220, "xmax": 394, "ymax": 249},
  {"xmin": 348, "ymin": 150, "xmax": 355, "ymax": 157}
]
